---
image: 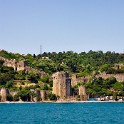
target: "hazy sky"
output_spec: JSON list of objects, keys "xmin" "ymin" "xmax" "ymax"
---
[{"xmin": 0, "ymin": 0, "xmax": 124, "ymax": 54}]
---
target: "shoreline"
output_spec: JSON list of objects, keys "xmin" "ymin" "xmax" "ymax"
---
[{"xmin": 0, "ymin": 100, "xmax": 124, "ymax": 104}]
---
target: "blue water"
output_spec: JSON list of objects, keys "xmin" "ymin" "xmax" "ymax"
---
[{"xmin": 0, "ymin": 103, "xmax": 124, "ymax": 124}]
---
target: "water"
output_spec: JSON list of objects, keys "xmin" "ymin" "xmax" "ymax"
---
[{"xmin": 0, "ymin": 102, "xmax": 124, "ymax": 124}]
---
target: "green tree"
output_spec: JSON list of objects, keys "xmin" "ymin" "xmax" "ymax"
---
[
  {"xmin": 47, "ymin": 93, "xmax": 57, "ymax": 101},
  {"xmin": 0, "ymin": 60, "xmax": 4, "ymax": 66},
  {"xmin": 13, "ymin": 94, "xmax": 20, "ymax": 101},
  {"xmin": 26, "ymin": 72, "xmax": 39, "ymax": 83},
  {"xmin": 41, "ymin": 83, "xmax": 48, "ymax": 90},
  {"xmin": 100, "ymin": 64, "xmax": 110, "ymax": 72},
  {"xmin": 5, "ymin": 81, "xmax": 14, "ymax": 88},
  {"xmin": 41, "ymin": 76, "xmax": 49, "ymax": 83},
  {"xmin": 17, "ymin": 89, "xmax": 31, "ymax": 101},
  {"xmin": 6, "ymin": 94, "xmax": 13, "ymax": 101}
]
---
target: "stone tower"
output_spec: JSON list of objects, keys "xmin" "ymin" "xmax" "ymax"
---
[
  {"xmin": 0, "ymin": 88, "xmax": 9, "ymax": 102},
  {"xmin": 40, "ymin": 90, "xmax": 46, "ymax": 101},
  {"xmin": 52, "ymin": 72, "xmax": 71, "ymax": 99},
  {"xmin": 17, "ymin": 60, "xmax": 26, "ymax": 71},
  {"xmin": 3, "ymin": 59, "xmax": 17, "ymax": 70},
  {"xmin": 78, "ymin": 86, "xmax": 88, "ymax": 101},
  {"xmin": 79, "ymin": 86, "xmax": 86, "ymax": 96}
]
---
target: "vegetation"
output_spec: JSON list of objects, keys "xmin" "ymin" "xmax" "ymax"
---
[
  {"xmin": 47, "ymin": 92, "xmax": 57, "ymax": 101},
  {"xmin": 6, "ymin": 94, "xmax": 13, "ymax": 101},
  {"xmin": 1, "ymin": 50, "xmax": 124, "ymax": 74},
  {"xmin": 0, "ymin": 49, "xmax": 124, "ymax": 101}
]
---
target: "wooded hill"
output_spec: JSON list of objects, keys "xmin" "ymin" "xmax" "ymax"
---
[{"xmin": 0, "ymin": 49, "xmax": 124, "ymax": 101}]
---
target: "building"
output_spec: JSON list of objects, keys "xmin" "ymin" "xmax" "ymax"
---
[
  {"xmin": 0, "ymin": 88, "xmax": 9, "ymax": 102},
  {"xmin": 78, "ymin": 86, "xmax": 88, "ymax": 101},
  {"xmin": 17, "ymin": 60, "xmax": 27, "ymax": 71},
  {"xmin": 52, "ymin": 71, "xmax": 71, "ymax": 100}
]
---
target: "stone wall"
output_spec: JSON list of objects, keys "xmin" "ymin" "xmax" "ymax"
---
[
  {"xmin": 71, "ymin": 74, "xmax": 91, "ymax": 86},
  {"xmin": 0, "ymin": 57, "xmax": 17, "ymax": 70},
  {"xmin": 25, "ymin": 66, "xmax": 46, "ymax": 77},
  {"xmin": 78, "ymin": 76, "xmax": 91, "ymax": 83},
  {"xmin": 71, "ymin": 73, "xmax": 124, "ymax": 85},
  {"xmin": 17, "ymin": 61, "xmax": 26, "ymax": 71},
  {"xmin": 40, "ymin": 90, "xmax": 46, "ymax": 101},
  {"xmin": 71, "ymin": 74, "xmax": 77, "ymax": 86},
  {"xmin": 66, "ymin": 78, "xmax": 71, "ymax": 97},
  {"xmin": 0, "ymin": 87, "xmax": 48, "ymax": 102},
  {"xmin": 31, "ymin": 89, "xmax": 47, "ymax": 102},
  {"xmin": 0, "ymin": 57, "xmax": 46, "ymax": 77},
  {"xmin": 97, "ymin": 73, "xmax": 124, "ymax": 82},
  {"xmin": 78, "ymin": 86, "xmax": 86, "ymax": 96},
  {"xmin": 78, "ymin": 86, "xmax": 88, "ymax": 101}
]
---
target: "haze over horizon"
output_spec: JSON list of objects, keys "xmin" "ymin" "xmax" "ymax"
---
[{"xmin": 0, "ymin": 0, "xmax": 124, "ymax": 54}]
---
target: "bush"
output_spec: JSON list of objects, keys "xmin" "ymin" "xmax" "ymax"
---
[
  {"xmin": 6, "ymin": 94, "xmax": 13, "ymax": 101},
  {"xmin": 5, "ymin": 81, "xmax": 14, "ymax": 88},
  {"xmin": 41, "ymin": 83, "xmax": 48, "ymax": 90},
  {"xmin": 41, "ymin": 76, "xmax": 49, "ymax": 83},
  {"xmin": 0, "ymin": 60, "xmax": 4, "ymax": 66},
  {"xmin": 19, "ymin": 90, "xmax": 31, "ymax": 101},
  {"xmin": 47, "ymin": 93, "xmax": 57, "ymax": 101},
  {"xmin": 13, "ymin": 94, "xmax": 20, "ymax": 101},
  {"xmin": 113, "ymin": 92, "xmax": 118, "ymax": 101}
]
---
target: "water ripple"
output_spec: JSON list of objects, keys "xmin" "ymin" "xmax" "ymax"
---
[{"xmin": 0, "ymin": 103, "xmax": 124, "ymax": 124}]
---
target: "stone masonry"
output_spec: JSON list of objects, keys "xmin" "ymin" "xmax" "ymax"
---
[
  {"xmin": 0, "ymin": 88, "xmax": 9, "ymax": 102},
  {"xmin": 78, "ymin": 86, "xmax": 88, "ymax": 101},
  {"xmin": 0, "ymin": 57, "xmax": 46, "ymax": 77},
  {"xmin": 52, "ymin": 71, "xmax": 71, "ymax": 99}
]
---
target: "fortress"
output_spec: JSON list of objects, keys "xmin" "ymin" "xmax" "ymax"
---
[
  {"xmin": 0, "ymin": 56, "xmax": 26, "ymax": 71},
  {"xmin": 52, "ymin": 71, "xmax": 88, "ymax": 101},
  {"xmin": 96, "ymin": 73, "xmax": 124, "ymax": 82},
  {"xmin": 0, "ymin": 88, "xmax": 47, "ymax": 102},
  {"xmin": 0, "ymin": 56, "xmax": 46, "ymax": 77},
  {"xmin": 52, "ymin": 72, "xmax": 71, "ymax": 100}
]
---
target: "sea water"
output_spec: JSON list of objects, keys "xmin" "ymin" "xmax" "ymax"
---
[{"xmin": 0, "ymin": 102, "xmax": 124, "ymax": 124}]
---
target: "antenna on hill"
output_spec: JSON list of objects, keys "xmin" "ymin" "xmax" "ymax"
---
[{"xmin": 40, "ymin": 45, "xmax": 42, "ymax": 55}]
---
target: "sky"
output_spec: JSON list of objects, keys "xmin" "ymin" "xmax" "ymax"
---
[{"xmin": 0, "ymin": 0, "xmax": 124, "ymax": 55}]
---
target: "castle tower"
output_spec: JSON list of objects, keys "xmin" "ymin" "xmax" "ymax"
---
[
  {"xmin": 3, "ymin": 59, "xmax": 17, "ymax": 70},
  {"xmin": 78, "ymin": 86, "xmax": 88, "ymax": 101},
  {"xmin": 0, "ymin": 88, "xmax": 9, "ymax": 102},
  {"xmin": 79, "ymin": 86, "xmax": 86, "ymax": 96},
  {"xmin": 17, "ymin": 60, "xmax": 26, "ymax": 71},
  {"xmin": 52, "ymin": 72, "xmax": 71, "ymax": 99},
  {"xmin": 40, "ymin": 90, "xmax": 46, "ymax": 101}
]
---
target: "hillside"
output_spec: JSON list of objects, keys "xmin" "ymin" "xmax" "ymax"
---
[{"xmin": 0, "ymin": 49, "xmax": 124, "ymax": 102}]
